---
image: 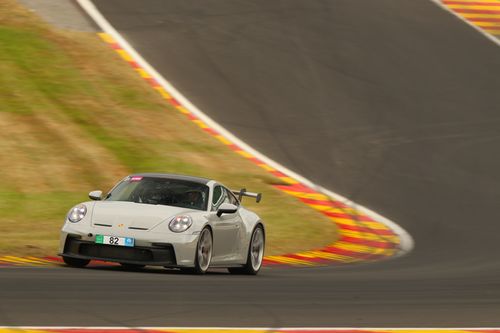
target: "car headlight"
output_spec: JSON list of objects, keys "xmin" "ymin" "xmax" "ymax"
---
[
  {"xmin": 169, "ymin": 215, "xmax": 193, "ymax": 233},
  {"xmin": 67, "ymin": 204, "xmax": 87, "ymax": 223}
]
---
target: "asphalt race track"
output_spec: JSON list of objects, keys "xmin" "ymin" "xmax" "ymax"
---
[{"xmin": 2, "ymin": 0, "xmax": 500, "ymax": 327}]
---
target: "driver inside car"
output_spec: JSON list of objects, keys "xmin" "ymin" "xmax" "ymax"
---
[{"xmin": 183, "ymin": 190, "xmax": 204, "ymax": 209}]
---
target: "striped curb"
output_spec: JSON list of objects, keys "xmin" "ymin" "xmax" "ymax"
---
[
  {"xmin": 1, "ymin": 328, "xmax": 500, "ymax": 333},
  {"xmin": 441, "ymin": 0, "xmax": 500, "ymax": 36},
  {"xmin": 0, "ymin": 256, "xmax": 117, "ymax": 267}
]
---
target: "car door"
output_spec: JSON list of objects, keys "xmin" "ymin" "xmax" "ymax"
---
[{"xmin": 210, "ymin": 186, "xmax": 243, "ymax": 264}]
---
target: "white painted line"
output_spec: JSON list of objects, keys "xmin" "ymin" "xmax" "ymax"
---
[
  {"xmin": 76, "ymin": 0, "xmax": 414, "ymax": 256},
  {"xmin": 429, "ymin": 0, "xmax": 500, "ymax": 47}
]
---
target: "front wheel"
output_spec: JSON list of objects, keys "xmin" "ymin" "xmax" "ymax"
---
[
  {"xmin": 63, "ymin": 256, "xmax": 90, "ymax": 268},
  {"xmin": 228, "ymin": 225, "xmax": 265, "ymax": 275},
  {"xmin": 192, "ymin": 227, "xmax": 213, "ymax": 274}
]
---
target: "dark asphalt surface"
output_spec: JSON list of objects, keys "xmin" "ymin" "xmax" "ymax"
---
[{"xmin": 3, "ymin": 0, "xmax": 500, "ymax": 327}]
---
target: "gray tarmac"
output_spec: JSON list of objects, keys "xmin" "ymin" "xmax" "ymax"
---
[{"xmin": 2, "ymin": 0, "xmax": 500, "ymax": 327}]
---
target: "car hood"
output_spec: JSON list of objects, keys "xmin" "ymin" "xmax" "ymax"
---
[{"xmin": 91, "ymin": 201, "xmax": 195, "ymax": 230}]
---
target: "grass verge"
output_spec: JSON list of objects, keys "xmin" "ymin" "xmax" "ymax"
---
[{"xmin": 0, "ymin": 0, "xmax": 338, "ymax": 256}]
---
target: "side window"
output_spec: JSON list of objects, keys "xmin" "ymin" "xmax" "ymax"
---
[
  {"xmin": 212, "ymin": 186, "xmax": 240, "ymax": 211},
  {"xmin": 212, "ymin": 186, "xmax": 223, "ymax": 210},
  {"xmin": 225, "ymin": 188, "xmax": 240, "ymax": 206},
  {"xmin": 221, "ymin": 190, "xmax": 231, "ymax": 205}
]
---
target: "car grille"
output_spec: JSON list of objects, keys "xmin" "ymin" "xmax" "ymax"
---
[{"xmin": 80, "ymin": 243, "xmax": 154, "ymax": 261}]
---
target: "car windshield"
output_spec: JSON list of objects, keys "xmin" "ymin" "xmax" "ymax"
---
[{"xmin": 105, "ymin": 176, "xmax": 209, "ymax": 211}]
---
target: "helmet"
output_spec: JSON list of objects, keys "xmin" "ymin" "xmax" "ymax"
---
[{"xmin": 184, "ymin": 190, "xmax": 204, "ymax": 208}]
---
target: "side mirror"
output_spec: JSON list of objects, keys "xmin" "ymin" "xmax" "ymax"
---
[
  {"xmin": 216, "ymin": 203, "xmax": 238, "ymax": 217},
  {"xmin": 89, "ymin": 190, "xmax": 103, "ymax": 201}
]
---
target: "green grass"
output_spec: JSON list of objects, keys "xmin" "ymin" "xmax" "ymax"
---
[{"xmin": 0, "ymin": 0, "xmax": 338, "ymax": 256}]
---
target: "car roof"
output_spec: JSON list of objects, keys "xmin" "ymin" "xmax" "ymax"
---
[{"xmin": 130, "ymin": 173, "xmax": 211, "ymax": 185}]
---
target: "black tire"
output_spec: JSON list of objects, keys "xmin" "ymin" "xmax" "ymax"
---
[
  {"xmin": 228, "ymin": 224, "xmax": 265, "ymax": 275},
  {"xmin": 63, "ymin": 256, "xmax": 90, "ymax": 268},
  {"xmin": 120, "ymin": 263, "xmax": 145, "ymax": 270},
  {"xmin": 192, "ymin": 227, "xmax": 213, "ymax": 274}
]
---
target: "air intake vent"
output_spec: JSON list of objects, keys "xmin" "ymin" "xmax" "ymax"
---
[
  {"xmin": 129, "ymin": 226, "xmax": 148, "ymax": 230},
  {"xmin": 94, "ymin": 223, "xmax": 112, "ymax": 227}
]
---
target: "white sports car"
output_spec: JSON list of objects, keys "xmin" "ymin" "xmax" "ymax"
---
[{"xmin": 59, "ymin": 173, "xmax": 265, "ymax": 274}]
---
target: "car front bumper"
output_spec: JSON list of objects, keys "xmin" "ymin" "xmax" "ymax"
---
[
  {"xmin": 61, "ymin": 236, "xmax": 177, "ymax": 266},
  {"xmin": 59, "ymin": 223, "xmax": 200, "ymax": 267}
]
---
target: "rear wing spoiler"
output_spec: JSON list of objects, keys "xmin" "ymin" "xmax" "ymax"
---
[{"xmin": 231, "ymin": 188, "xmax": 262, "ymax": 203}]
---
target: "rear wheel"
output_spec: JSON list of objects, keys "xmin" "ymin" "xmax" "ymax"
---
[
  {"xmin": 192, "ymin": 227, "xmax": 213, "ymax": 274},
  {"xmin": 63, "ymin": 256, "xmax": 90, "ymax": 268},
  {"xmin": 228, "ymin": 225, "xmax": 265, "ymax": 275}
]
